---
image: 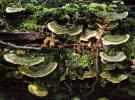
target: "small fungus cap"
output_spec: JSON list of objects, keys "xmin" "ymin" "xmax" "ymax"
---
[{"xmin": 5, "ymin": 7, "xmax": 26, "ymax": 13}]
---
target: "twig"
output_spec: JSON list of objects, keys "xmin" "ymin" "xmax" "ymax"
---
[
  {"xmin": 0, "ymin": 40, "xmax": 92, "ymax": 51},
  {"xmin": 63, "ymin": 81, "xmax": 72, "ymax": 95},
  {"xmin": 84, "ymin": 79, "xmax": 98, "ymax": 97},
  {"xmin": 95, "ymin": 48, "xmax": 100, "ymax": 79},
  {"xmin": 57, "ymin": 43, "xmax": 91, "ymax": 48},
  {"xmin": 84, "ymin": 47, "xmax": 100, "ymax": 97}
]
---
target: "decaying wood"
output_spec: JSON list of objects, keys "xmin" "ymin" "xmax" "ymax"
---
[
  {"xmin": 0, "ymin": 31, "xmax": 44, "ymax": 42},
  {"xmin": 0, "ymin": 39, "xmax": 92, "ymax": 52},
  {"xmin": 0, "ymin": 31, "xmax": 93, "ymax": 52}
]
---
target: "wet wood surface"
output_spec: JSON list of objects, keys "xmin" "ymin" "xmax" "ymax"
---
[{"xmin": 0, "ymin": 31, "xmax": 44, "ymax": 42}]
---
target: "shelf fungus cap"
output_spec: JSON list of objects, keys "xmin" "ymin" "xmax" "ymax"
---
[
  {"xmin": 99, "ymin": 52, "xmax": 127, "ymax": 62},
  {"xmin": 102, "ymin": 34, "xmax": 130, "ymax": 45},
  {"xmin": 47, "ymin": 21, "xmax": 83, "ymax": 36},
  {"xmin": 28, "ymin": 83, "xmax": 48, "ymax": 97},
  {"xmin": 3, "ymin": 53, "xmax": 44, "ymax": 66},
  {"xmin": 107, "ymin": 12, "xmax": 128, "ymax": 21},
  {"xmin": 78, "ymin": 70, "xmax": 96, "ymax": 80},
  {"xmin": 100, "ymin": 72, "xmax": 128, "ymax": 83},
  {"xmin": 18, "ymin": 62, "xmax": 58, "ymax": 78},
  {"xmin": 80, "ymin": 29, "xmax": 97, "ymax": 41},
  {"xmin": 96, "ymin": 12, "xmax": 128, "ymax": 22},
  {"xmin": 5, "ymin": 7, "xmax": 26, "ymax": 13}
]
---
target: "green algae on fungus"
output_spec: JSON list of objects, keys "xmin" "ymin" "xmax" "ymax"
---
[
  {"xmin": 88, "ymin": 3, "xmax": 128, "ymax": 21},
  {"xmin": 20, "ymin": 19, "xmax": 40, "ymax": 31},
  {"xmin": 88, "ymin": 3, "xmax": 108, "ymax": 13},
  {"xmin": 62, "ymin": 3, "xmax": 80, "ymax": 14},
  {"xmin": 66, "ymin": 51, "xmax": 92, "ymax": 68}
]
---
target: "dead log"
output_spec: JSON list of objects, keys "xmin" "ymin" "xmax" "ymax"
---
[{"xmin": 0, "ymin": 31, "xmax": 44, "ymax": 42}]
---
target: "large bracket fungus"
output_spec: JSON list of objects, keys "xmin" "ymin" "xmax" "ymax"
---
[
  {"xmin": 99, "ymin": 52, "xmax": 127, "ymax": 62},
  {"xmin": 102, "ymin": 34, "xmax": 130, "ymax": 45},
  {"xmin": 47, "ymin": 21, "xmax": 83, "ymax": 36},
  {"xmin": 100, "ymin": 72, "xmax": 128, "ymax": 83},
  {"xmin": 18, "ymin": 62, "xmax": 58, "ymax": 78},
  {"xmin": 106, "ymin": 12, "xmax": 128, "ymax": 22},
  {"xmin": 3, "ymin": 52, "xmax": 45, "ymax": 66}
]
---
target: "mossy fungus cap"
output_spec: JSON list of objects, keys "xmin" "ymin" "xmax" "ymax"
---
[
  {"xmin": 47, "ymin": 21, "xmax": 83, "ymax": 36},
  {"xmin": 18, "ymin": 62, "xmax": 58, "ymax": 78},
  {"xmin": 102, "ymin": 34, "xmax": 130, "ymax": 45},
  {"xmin": 4, "ymin": 53, "xmax": 45, "ymax": 66},
  {"xmin": 99, "ymin": 52, "xmax": 127, "ymax": 62}
]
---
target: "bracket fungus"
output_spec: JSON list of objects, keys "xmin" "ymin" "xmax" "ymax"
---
[
  {"xmin": 106, "ymin": 12, "xmax": 128, "ymax": 22},
  {"xmin": 102, "ymin": 34, "xmax": 130, "ymax": 45},
  {"xmin": 47, "ymin": 21, "xmax": 83, "ymax": 36},
  {"xmin": 3, "ymin": 53, "xmax": 45, "ymax": 66},
  {"xmin": 80, "ymin": 29, "xmax": 97, "ymax": 41},
  {"xmin": 71, "ymin": 96, "xmax": 81, "ymax": 100},
  {"xmin": 99, "ymin": 52, "xmax": 127, "ymax": 62},
  {"xmin": 28, "ymin": 83, "xmax": 48, "ymax": 97},
  {"xmin": 18, "ymin": 62, "xmax": 58, "ymax": 78},
  {"xmin": 78, "ymin": 70, "xmax": 96, "ymax": 80},
  {"xmin": 97, "ymin": 12, "xmax": 128, "ymax": 22},
  {"xmin": 5, "ymin": 7, "xmax": 26, "ymax": 14},
  {"xmin": 100, "ymin": 72, "xmax": 128, "ymax": 83},
  {"xmin": 88, "ymin": 3, "xmax": 128, "ymax": 22}
]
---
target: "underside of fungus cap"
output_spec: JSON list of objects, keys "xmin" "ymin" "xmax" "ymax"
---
[{"xmin": 80, "ymin": 29, "xmax": 97, "ymax": 41}]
